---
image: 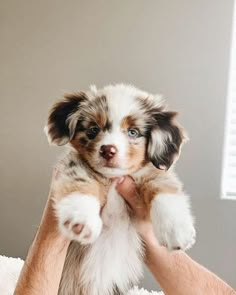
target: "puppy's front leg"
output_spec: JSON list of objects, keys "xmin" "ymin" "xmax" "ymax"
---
[
  {"xmin": 151, "ymin": 193, "xmax": 196, "ymax": 251},
  {"xmin": 51, "ymin": 165, "xmax": 107, "ymax": 245},
  {"xmin": 56, "ymin": 193, "xmax": 103, "ymax": 244}
]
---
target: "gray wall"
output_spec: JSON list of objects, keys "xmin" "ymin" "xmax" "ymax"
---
[{"xmin": 0, "ymin": 0, "xmax": 235, "ymax": 291}]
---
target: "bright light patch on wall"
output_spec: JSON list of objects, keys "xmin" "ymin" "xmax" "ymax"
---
[{"xmin": 222, "ymin": 2, "xmax": 236, "ymax": 199}]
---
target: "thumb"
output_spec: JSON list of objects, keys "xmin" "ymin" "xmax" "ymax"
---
[{"xmin": 115, "ymin": 176, "xmax": 138, "ymax": 207}]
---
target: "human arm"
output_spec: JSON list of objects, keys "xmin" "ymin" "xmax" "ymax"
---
[
  {"xmin": 144, "ymin": 229, "xmax": 235, "ymax": 295},
  {"xmin": 116, "ymin": 176, "xmax": 236, "ymax": 295},
  {"xmin": 14, "ymin": 184, "xmax": 70, "ymax": 295}
]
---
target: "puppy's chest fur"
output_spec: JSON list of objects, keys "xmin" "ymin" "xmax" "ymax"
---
[
  {"xmin": 59, "ymin": 183, "xmax": 143, "ymax": 295},
  {"xmin": 56, "ymin": 152, "xmax": 180, "ymax": 295}
]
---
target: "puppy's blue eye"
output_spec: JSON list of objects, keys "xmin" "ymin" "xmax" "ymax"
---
[{"xmin": 128, "ymin": 128, "xmax": 140, "ymax": 138}]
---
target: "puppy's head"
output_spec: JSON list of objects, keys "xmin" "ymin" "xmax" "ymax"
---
[{"xmin": 45, "ymin": 84, "xmax": 187, "ymax": 177}]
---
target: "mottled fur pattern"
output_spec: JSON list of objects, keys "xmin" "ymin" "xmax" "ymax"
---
[{"xmin": 45, "ymin": 84, "xmax": 196, "ymax": 295}]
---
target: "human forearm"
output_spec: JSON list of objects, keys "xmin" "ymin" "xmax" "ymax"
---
[
  {"xmin": 14, "ymin": 198, "xmax": 70, "ymax": 295},
  {"xmin": 144, "ymin": 232, "xmax": 235, "ymax": 295}
]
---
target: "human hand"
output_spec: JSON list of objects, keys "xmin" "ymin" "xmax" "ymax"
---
[{"xmin": 115, "ymin": 176, "xmax": 155, "ymax": 239}]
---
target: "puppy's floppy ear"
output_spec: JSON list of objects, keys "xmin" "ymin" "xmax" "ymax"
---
[
  {"xmin": 45, "ymin": 93, "xmax": 88, "ymax": 146},
  {"xmin": 147, "ymin": 111, "xmax": 187, "ymax": 170}
]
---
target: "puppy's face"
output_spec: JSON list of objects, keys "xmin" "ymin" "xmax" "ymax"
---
[{"xmin": 45, "ymin": 85, "xmax": 186, "ymax": 177}]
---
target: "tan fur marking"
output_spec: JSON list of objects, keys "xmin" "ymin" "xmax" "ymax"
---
[
  {"xmin": 121, "ymin": 115, "xmax": 136, "ymax": 130},
  {"xmin": 53, "ymin": 179, "xmax": 107, "ymax": 208},
  {"xmin": 133, "ymin": 165, "xmax": 181, "ymax": 218},
  {"xmin": 94, "ymin": 112, "xmax": 108, "ymax": 128},
  {"xmin": 127, "ymin": 143, "xmax": 147, "ymax": 172}
]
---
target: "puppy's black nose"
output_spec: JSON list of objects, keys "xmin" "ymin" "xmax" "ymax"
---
[{"xmin": 100, "ymin": 145, "xmax": 117, "ymax": 160}]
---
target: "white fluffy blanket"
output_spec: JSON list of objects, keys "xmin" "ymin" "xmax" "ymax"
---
[{"xmin": 0, "ymin": 255, "xmax": 163, "ymax": 295}]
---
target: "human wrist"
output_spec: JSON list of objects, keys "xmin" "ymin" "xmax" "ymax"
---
[
  {"xmin": 136, "ymin": 219, "xmax": 155, "ymax": 240},
  {"xmin": 137, "ymin": 221, "xmax": 163, "ymax": 256},
  {"xmin": 142, "ymin": 229, "xmax": 159, "ymax": 250},
  {"xmin": 37, "ymin": 198, "xmax": 70, "ymax": 247}
]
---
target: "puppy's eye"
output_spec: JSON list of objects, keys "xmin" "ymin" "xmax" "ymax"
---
[
  {"xmin": 86, "ymin": 126, "xmax": 100, "ymax": 139},
  {"xmin": 128, "ymin": 128, "xmax": 140, "ymax": 138}
]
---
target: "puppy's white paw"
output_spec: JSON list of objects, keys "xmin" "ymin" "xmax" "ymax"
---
[
  {"xmin": 160, "ymin": 219, "xmax": 196, "ymax": 251},
  {"xmin": 56, "ymin": 194, "xmax": 102, "ymax": 244},
  {"xmin": 151, "ymin": 193, "xmax": 196, "ymax": 251}
]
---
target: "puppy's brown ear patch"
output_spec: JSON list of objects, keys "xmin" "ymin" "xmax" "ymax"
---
[
  {"xmin": 148, "ymin": 111, "xmax": 187, "ymax": 170},
  {"xmin": 45, "ymin": 93, "xmax": 88, "ymax": 146}
]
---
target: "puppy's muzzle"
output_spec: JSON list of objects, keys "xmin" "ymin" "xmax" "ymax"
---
[{"xmin": 100, "ymin": 145, "xmax": 117, "ymax": 161}]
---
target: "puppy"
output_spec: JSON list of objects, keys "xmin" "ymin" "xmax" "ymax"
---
[{"xmin": 45, "ymin": 84, "xmax": 196, "ymax": 295}]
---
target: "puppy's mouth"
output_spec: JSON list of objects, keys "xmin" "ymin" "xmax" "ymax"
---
[
  {"xmin": 99, "ymin": 156, "xmax": 121, "ymax": 169},
  {"xmin": 94, "ymin": 153, "xmax": 136, "ymax": 177}
]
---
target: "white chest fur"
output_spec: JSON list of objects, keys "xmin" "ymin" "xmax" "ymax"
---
[{"xmin": 78, "ymin": 184, "xmax": 144, "ymax": 295}]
